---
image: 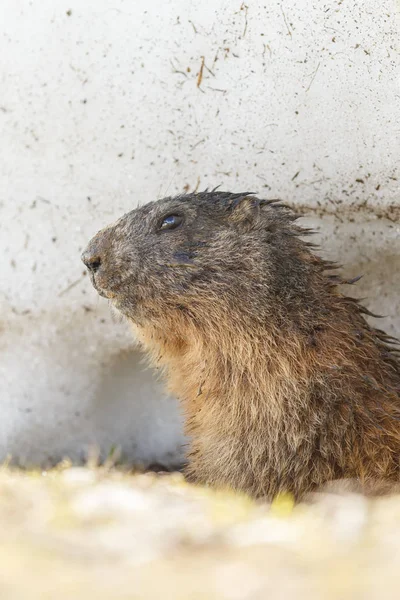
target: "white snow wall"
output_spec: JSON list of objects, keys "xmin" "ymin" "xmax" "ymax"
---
[{"xmin": 0, "ymin": 0, "xmax": 399, "ymax": 466}]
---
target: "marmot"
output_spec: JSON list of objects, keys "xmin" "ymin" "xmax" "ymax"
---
[{"xmin": 82, "ymin": 191, "xmax": 400, "ymax": 500}]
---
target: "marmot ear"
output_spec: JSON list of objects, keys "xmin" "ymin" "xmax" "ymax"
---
[{"xmin": 229, "ymin": 195, "xmax": 260, "ymax": 231}]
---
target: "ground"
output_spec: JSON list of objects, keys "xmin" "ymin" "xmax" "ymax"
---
[{"xmin": 1, "ymin": 465, "xmax": 400, "ymax": 599}]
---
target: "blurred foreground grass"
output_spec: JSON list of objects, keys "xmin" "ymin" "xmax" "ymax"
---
[{"xmin": 0, "ymin": 465, "xmax": 400, "ymax": 599}]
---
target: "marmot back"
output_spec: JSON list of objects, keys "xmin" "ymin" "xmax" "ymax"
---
[{"xmin": 82, "ymin": 191, "xmax": 400, "ymax": 499}]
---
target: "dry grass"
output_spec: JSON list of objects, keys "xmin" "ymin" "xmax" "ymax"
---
[{"xmin": 0, "ymin": 465, "xmax": 400, "ymax": 599}]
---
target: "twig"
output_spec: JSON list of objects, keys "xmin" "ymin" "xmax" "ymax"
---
[
  {"xmin": 170, "ymin": 60, "xmax": 188, "ymax": 78},
  {"xmin": 189, "ymin": 20, "xmax": 198, "ymax": 34},
  {"xmin": 305, "ymin": 62, "xmax": 320, "ymax": 92},
  {"xmin": 191, "ymin": 139, "xmax": 206, "ymax": 150},
  {"xmin": 240, "ymin": 3, "xmax": 249, "ymax": 38},
  {"xmin": 58, "ymin": 275, "xmax": 85, "ymax": 297},
  {"xmin": 197, "ymin": 56, "xmax": 205, "ymax": 88},
  {"xmin": 280, "ymin": 5, "xmax": 292, "ymax": 39},
  {"xmin": 262, "ymin": 43, "xmax": 272, "ymax": 58},
  {"xmin": 204, "ymin": 63, "xmax": 215, "ymax": 77},
  {"xmin": 207, "ymin": 87, "xmax": 227, "ymax": 94}
]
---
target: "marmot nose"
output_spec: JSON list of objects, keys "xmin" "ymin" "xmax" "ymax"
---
[{"xmin": 81, "ymin": 250, "xmax": 102, "ymax": 273}]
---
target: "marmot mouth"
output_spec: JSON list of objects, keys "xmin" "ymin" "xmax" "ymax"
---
[
  {"xmin": 95, "ymin": 286, "xmax": 117, "ymax": 300},
  {"xmin": 89, "ymin": 274, "xmax": 117, "ymax": 300}
]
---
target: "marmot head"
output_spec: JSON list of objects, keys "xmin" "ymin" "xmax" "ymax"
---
[{"xmin": 82, "ymin": 191, "xmax": 315, "ymax": 325}]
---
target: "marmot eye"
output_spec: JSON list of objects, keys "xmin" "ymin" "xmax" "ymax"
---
[{"xmin": 159, "ymin": 214, "xmax": 183, "ymax": 231}]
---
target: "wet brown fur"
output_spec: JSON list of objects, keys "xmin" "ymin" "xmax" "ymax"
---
[{"xmin": 82, "ymin": 191, "xmax": 400, "ymax": 500}]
